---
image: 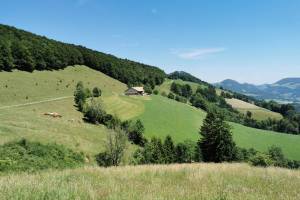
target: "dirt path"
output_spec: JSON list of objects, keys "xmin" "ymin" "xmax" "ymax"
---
[{"xmin": 0, "ymin": 96, "xmax": 73, "ymax": 110}]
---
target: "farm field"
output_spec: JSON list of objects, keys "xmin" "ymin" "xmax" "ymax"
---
[
  {"xmin": 226, "ymin": 98, "xmax": 283, "ymax": 121},
  {"xmin": 1, "ymin": 66, "xmax": 300, "ymax": 160},
  {"xmin": 0, "ymin": 163, "xmax": 299, "ymax": 200}
]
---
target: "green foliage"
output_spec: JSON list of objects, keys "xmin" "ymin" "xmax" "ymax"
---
[
  {"xmin": 144, "ymin": 84, "xmax": 153, "ymax": 94},
  {"xmin": 163, "ymin": 135, "xmax": 176, "ymax": 163},
  {"xmin": 0, "ymin": 24, "xmax": 166, "ymax": 86},
  {"xmin": 250, "ymin": 153, "xmax": 274, "ymax": 167},
  {"xmin": 83, "ymin": 99, "xmax": 107, "ymax": 124},
  {"xmin": 96, "ymin": 130, "xmax": 127, "ymax": 167},
  {"xmin": 127, "ymin": 120, "xmax": 146, "ymax": 146},
  {"xmin": 175, "ymin": 95, "xmax": 187, "ymax": 103},
  {"xmin": 0, "ymin": 139, "xmax": 84, "ymax": 172},
  {"xmin": 175, "ymin": 140, "xmax": 196, "ymax": 163},
  {"xmin": 92, "ymin": 87, "xmax": 102, "ymax": 97},
  {"xmin": 74, "ymin": 81, "xmax": 87, "ymax": 111},
  {"xmin": 190, "ymin": 93, "xmax": 207, "ymax": 110},
  {"xmin": 199, "ymin": 112, "xmax": 237, "ymax": 162},
  {"xmin": 0, "ymin": 40, "xmax": 14, "ymax": 71},
  {"xmin": 168, "ymin": 92, "xmax": 175, "ymax": 99},
  {"xmin": 170, "ymin": 82, "xmax": 192, "ymax": 98},
  {"xmin": 153, "ymin": 90, "xmax": 159, "ymax": 95},
  {"xmin": 168, "ymin": 71, "xmax": 209, "ymax": 86},
  {"xmin": 267, "ymin": 145, "xmax": 287, "ymax": 167},
  {"xmin": 132, "ymin": 136, "xmax": 197, "ymax": 165}
]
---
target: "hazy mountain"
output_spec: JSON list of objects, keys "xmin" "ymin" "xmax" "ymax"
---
[{"xmin": 216, "ymin": 78, "xmax": 300, "ymax": 103}]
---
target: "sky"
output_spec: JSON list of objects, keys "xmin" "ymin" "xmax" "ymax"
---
[{"xmin": 1, "ymin": 0, "xmax": 300, "ymax": 84}]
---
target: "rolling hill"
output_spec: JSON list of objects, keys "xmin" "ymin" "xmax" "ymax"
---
[
  {"xmin": 2, "ymin": 66, "xmax": 300, "ymax": 160},
  {"xmin": 216, "ymin": 78, "xmax": 300, "ymax": 103}
]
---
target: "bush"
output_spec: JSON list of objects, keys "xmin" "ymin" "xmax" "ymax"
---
[
  {"xmin": 92, "ymin": 87, "xmax": 102, "ymax": 97},
  {"xmin": 153, "ymin": 90, "xmax": 159, "ymax": 95},
  {"xmin": 83, "ymin": 99, "xmax": 106, "ymax": 124},
  {"xmin": 267, "ymin": 146, "xmax": 287, "ymax": 167},
  {"xmin": 144, "ymin": 84, "xmax": 152, "ymax": 94},
  {"xmin": 0, "ymin": 139, "xmax": 84, "ymax": 172},
  {"xmin": 175, "ymin": 95, "xmax": 187, "ymax": 103},
  {"xmin": 96, "ymin": 130, "xmax": 127, "ymax": 167},
  {"xmin": 250, "ymin": 153, "xmax": 273, "ymax": 167},
  {"xmin": 168, "ymin": 93, "xmax": 175, "ymax": 99}
]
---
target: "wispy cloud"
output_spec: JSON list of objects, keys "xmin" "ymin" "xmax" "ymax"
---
[{"xmin": 172, "ymin": 48, "xmax": 226, "ymax": 60}]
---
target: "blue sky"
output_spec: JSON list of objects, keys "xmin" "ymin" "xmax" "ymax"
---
[{"xmin": 1, "ymin": 0, "xmax": 300, "ymax": 84}]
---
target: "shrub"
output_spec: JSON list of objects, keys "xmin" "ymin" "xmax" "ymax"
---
[
  {"xmin": 0, "ymin": 139, "xmax": 84, "ymax": 172},
  {"xmin": 267, "ymin": 146, "xmax": 287, "ymax": 167},
  {"xmin": 144, "ymin": 84, "xmax": 152, "ymax": 94},
  {"xmin": 83, "ymin": 99, "xmax": 106, "ymax": 124},
  {"xmin": 175, "ymin": 95, "xmax": 187, "ymax": 103},
  {"xmin": 96, "ymin": 130, "xmax": 127, "ymax": 167},
  {"xmin": 168, "ymin": 93, "xmax": 175, "ymax": 99},
  {"xmin": 92, "ymin": 87, "xmax": 102, "ymax": 97},
  {"xmin": 153, "ymin": 90, "xmax": 159, "ymax": 95},
  {"xmin": 250, "ymin": 153, "xmax": 273, "ymax": 167}
]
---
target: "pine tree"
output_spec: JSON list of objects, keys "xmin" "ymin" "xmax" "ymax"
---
[
  {"xmin": 163, "ymin": 135, "xmax": 175, "ymax": 163},
  {"xmin": 198, "ymin": 112, "xmax": 237, "ymax": 162}
]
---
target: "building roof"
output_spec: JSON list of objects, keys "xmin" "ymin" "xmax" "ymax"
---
[{"xmin": 132, "ymin": 87, "xmax": 144, "ymax": 92}]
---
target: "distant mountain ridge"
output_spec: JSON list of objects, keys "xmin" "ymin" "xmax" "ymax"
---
[{"xmin": 216, "ymin": 78, "xmax": 300, "ymax": 103}]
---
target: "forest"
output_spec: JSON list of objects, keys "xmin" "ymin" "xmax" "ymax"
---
[{"xmin": 0, "ymin": 24, "xmax": 166, "ymax": 87}]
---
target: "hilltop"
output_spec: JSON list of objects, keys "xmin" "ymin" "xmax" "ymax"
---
[{"xmin": 216, "ymin": 78, "xmax": 300, "ymax": 103}]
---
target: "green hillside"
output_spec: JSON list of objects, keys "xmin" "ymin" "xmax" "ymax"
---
[
  {"xmin": 0, "ymin": 65, "xmax": 126, "ymax": 156},
  {"xmin": 1, "ymin": 66, "xmax": 300, "ymax": 160},
  {"xmin": 226, "ymin": 98, "xmax": 283, "ymax": 121},
  {"xmin": 1, "ymin": 163, "xmax": 299, "ymax": 200}
]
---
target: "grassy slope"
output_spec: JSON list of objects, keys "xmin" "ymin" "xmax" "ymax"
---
[
  {"xmin": 0, "ymin": 163, "xmax": 299, "ymax": 200},
  {"xmin": 226, "ymin": 98, "xmax": 283, "ymax": 121},
  {"xmin": 135, "ymin": 95, "xmax": 300, "ymax": 160},
  {"xmin": 0, "ymin": 65, "xmax": 127, "ymax": 156},
  {"xmin": 1, "ymin": 67, "xmax": 300, "ymax": 160}
]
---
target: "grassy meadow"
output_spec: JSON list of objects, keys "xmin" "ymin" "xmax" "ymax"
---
[
  {"xmin": 1, "ymin": 66, "xmax": 300, "ymax": 160},
  {"xmin": 0, "ymin": 65, "xmax": 126, "ymax": 156},
  {"xmin": 226, "ymin": 98, "xmax": 283, "ymax": 121},
  {"xmin": 0, "ymin": 163, "xmax": 299, "ymax": 200}
]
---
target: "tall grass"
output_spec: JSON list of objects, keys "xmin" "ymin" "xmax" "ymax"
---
[{"xmin": 0, "ymin": 163, "xmax": 299, "ymax": 200}]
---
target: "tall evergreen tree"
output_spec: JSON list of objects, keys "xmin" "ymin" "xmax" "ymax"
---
[
  {"xmin": 198, "ymin": 112, "xmax": 237, "ymax": 162},
  {"xmin": 163, "ymin": 135, "xmax": 175, "ymax": 163}
]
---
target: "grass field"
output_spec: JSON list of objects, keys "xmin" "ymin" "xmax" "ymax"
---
[
  {"xmin": 0, "ymin": 163, "xmax": 299, "ymax": 200},
  {"xmin": 226, "ymin": 98, "xmax": 283, "ymax": 121},
  {"xmin": 1, "ymin": 66, "xmax": 300, "ymax": 160},
  {"xmin": 0, "ymin": 65, "xmax": 127, "ymax": 157},
  {"xmin": 135, "ymin": 95, "xmax": 300, "ymax": 160}
]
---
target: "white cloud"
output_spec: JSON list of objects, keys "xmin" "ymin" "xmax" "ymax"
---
[{"xmin": 172, "ymin": 48, "xmax": 226, "ymax": 60}]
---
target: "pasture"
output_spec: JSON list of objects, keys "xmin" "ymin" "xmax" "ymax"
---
[{"xmin": 0, "ymin": 163, "xmax": 299, "ymax": 200}]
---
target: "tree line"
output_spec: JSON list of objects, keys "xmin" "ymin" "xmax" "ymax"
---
[
  {"xmin": 221, "ymin": 90, "xmax": 300, "ymax": 135},
  {"xmin": 168, "ymin": 81, "xmax": 300, "ymax": 135},
  {"xmin": 0, "ymin": 24, "xmax": 166, "ymax": 87}
]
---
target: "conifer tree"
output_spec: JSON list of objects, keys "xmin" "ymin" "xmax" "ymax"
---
[{"xmin": 198, "ymin": 112, "xmax": 236, "ymax": 162}]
